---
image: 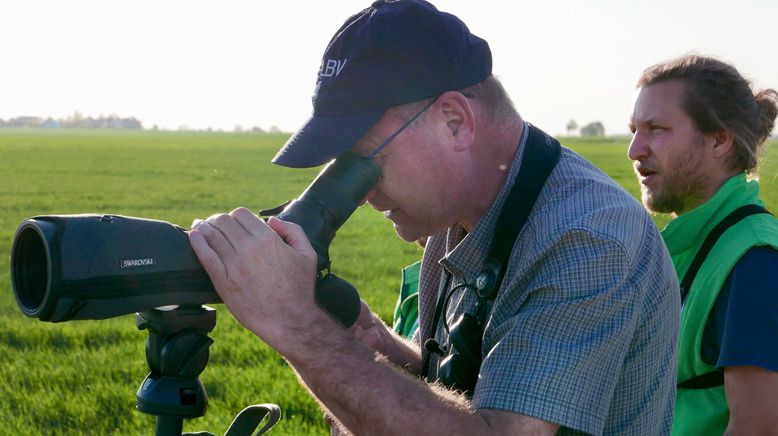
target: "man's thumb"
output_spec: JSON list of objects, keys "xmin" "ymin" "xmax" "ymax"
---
[{"xmin": 267, "ymin": 216, "xmax": 314, "ymax": 253}]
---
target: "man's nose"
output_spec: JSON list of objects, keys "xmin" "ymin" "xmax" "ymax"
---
[{"xmin": 628, "ymin": 131, "xmax": 649, "ymax": 161}]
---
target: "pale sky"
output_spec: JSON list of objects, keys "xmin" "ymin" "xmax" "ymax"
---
[{"xmin": 2, "ymin": 0, "xmax": 776, "ymax": 136}]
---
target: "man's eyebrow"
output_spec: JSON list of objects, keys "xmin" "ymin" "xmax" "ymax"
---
[{"xmin": 631, "ymin": 116, "xmax": 657, "ymax": 127}]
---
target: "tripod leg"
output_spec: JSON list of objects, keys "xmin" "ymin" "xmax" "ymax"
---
[{"xmin": 156, "ymin": 415, "xmax": 184, "ymax": 436}]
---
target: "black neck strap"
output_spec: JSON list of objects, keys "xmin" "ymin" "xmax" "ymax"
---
[
  {"xmin": 473, "ymin": 124, "xmax": 562, "ymax": 300},
  {"xmin": 488, "ymin": 124, "xmax": 561, "ymax": 291}
]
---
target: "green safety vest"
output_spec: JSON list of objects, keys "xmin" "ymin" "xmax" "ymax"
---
[
  {"xmin": 392, "ymin": 261, "xmax": 421, "ymax": 339},
  {"xmin": 662, "ymin": 174, "xmax": 778, "ymax": 435}
]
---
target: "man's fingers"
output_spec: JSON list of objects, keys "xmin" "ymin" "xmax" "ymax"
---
[
  {"xmin": 346, "ymin": 300, "xmax": 377, "ymax": 335},
  {"xmin": 193, "ymin": 217, "xmax": 238, "ymax": 258},
  {"xmin": 205, "ymin": 212, "xmax": 253, "ymax": 251},
  {"xmin": 188, "ymin": 227, "xmax": 228, "ymax": 284},
  {"xmin": 230, "ymin": 207, "xmax": 268, "ymax": 237},
  {"xmin": 267, "ymin": 217, "xmax": 314, "ymax": 253}
]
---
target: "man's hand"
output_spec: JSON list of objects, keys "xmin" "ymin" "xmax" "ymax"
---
[
  {"xmin": 188, "ymin": 207, "xmax": 320, "ymax": 352},
  {"xmin": 347, "ymin": 300, "xmax": 391, "ymax": 350},
  {"xmin": 346, "ymin": 300, "xmax": 422, "ymax": 374}
]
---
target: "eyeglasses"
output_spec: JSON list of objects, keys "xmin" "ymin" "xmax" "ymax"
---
[
  {"xmin": 366, "ymin": 98, "xmax": 436, "ymax": 159},
  {"xmin": 366, "ymin": 92, "xmax": 475, "ymax": 160}
]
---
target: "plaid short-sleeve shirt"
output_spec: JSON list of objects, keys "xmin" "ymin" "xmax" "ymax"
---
[{"xmin": 418, "ymin": 124, "xmax": 680, "ymax": 435}]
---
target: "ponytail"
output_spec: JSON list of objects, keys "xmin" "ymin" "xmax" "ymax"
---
[{"xmin": 755, "ymin": 89, "xmax": 778, "ymax": 144}]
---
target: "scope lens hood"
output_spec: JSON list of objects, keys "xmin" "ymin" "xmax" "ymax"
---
[{"xmin": 11, "ymin": 218, "xmax": 59, "ymax": 320}]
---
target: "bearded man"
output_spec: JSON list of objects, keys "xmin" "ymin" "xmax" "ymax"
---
[{"xmin": 629, "ymin": 54, "xmax": 778, "ymax": 435}]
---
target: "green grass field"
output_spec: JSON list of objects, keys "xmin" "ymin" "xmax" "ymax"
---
[{"xmin": 1, "ymin": 130, "xmax": 776, "ymax": 435}]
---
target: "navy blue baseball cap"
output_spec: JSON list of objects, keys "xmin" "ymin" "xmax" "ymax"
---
[{"xmin": 272, "ymin": 0, "xmax": 492, "ymax": 168}]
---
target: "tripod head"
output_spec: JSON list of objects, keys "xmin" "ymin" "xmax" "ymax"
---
[
  {"xmin": 135, "ymin": 305, "xmax": 215, "ymax": 434},
  {"xmin": 136, "ymin": 305, "xmax": 281, "ymax": 436}
]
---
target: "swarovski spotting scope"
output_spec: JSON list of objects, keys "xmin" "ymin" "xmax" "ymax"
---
[{"xmin": 10, "ymin": 153, "xmax": 381, "ymax": 326}]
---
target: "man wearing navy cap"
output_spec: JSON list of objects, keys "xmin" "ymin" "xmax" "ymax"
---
[{"xmin": 189, "ymin": 1, "xmax": 680, "ymax": 434}]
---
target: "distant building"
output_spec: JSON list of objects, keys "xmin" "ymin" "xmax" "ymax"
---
[
  {"xmin": 8, "ymin": 116, "xmax": 44, "ymax": 127},
  {"xmin": 41, "ymin": 118, "xmax": 61, "ymax": 129},
  {"xmin": 60, "ymin": 113, "xmax": 143, "ymax": 129}
]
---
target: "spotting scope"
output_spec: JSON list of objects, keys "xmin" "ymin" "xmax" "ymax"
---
[{"xmin": 10, "ymin": 152, "xmax": 381, "ymax": 327}]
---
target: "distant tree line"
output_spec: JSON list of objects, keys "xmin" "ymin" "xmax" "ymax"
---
[
  {"xmin": 0, "ymin": 112, "xmax": 284, "ymax": 133},
  {"xmin": 0, "ymin": 112, "xmax": 142, "ymax": 129}
]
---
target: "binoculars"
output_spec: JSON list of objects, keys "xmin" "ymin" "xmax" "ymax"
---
[{"xmin": 10, "ymin": 153, "xmax": 381, "ymax": 328}]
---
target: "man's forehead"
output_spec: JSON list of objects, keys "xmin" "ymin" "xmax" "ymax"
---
[{"xmin": 632, "ymin": 80, "xmax": 688, "ymax": 122}]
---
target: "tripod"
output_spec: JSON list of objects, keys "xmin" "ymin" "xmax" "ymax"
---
[
  {"xmin": 136, "ymin": 305, "xmax": 216, "ymax": 435},
  {"xmin": 135, "ymin": 305, "xmax": 281, "ymax": 436}
]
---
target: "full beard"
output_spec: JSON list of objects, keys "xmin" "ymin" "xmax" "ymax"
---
[{"xmin": 641, "ymin": 155, "xmax": 708, "ymax": 215}]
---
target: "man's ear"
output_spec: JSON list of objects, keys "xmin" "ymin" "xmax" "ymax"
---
[
  {"xmin": 438, "ymin": 91, "xmax": 476, "ymax": 151},
  {"xmin": 711, "ymin": 129, "xmax": 735, "ymax": 159}
]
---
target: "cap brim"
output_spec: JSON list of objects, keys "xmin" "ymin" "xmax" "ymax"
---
[{"xmin": 272, "ymin": 109, "xmax": 386, "ymax": 168}]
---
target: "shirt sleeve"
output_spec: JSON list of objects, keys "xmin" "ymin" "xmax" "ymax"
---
[
  {"xmin": 702, "ymin": 246, "xmax": 778, "ymax": 371},
  {"xmin": 472, "ymin": 229, "xmax": 649, "ymax": 435}
]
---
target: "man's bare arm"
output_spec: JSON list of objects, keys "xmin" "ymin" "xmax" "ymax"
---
[
  {"xmin": 288, "ymin": 311, "xmax": 559, "ymax": 435},
  {"xmin": 724, "ymin": 365, "xmax": 778, "ymax": 435}
]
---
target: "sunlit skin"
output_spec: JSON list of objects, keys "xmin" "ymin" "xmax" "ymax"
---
[
  {"xmin": 628, "ymin": 80, "xmax": 734, "ymax": 215},
  {"xmin": 351, "ymin": 104, "xmax": 465, "ymax": 242},
  {"xmin": 352, "ymin": 91, "xmax": 509, "ymax": 242}
]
